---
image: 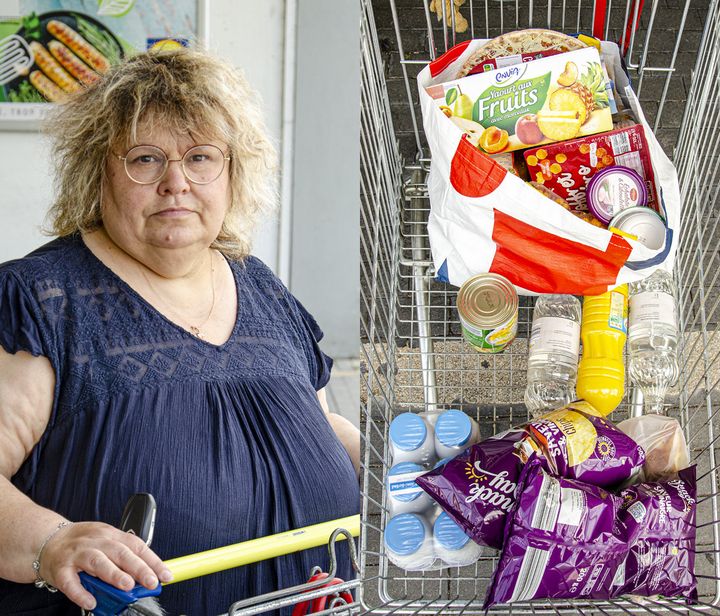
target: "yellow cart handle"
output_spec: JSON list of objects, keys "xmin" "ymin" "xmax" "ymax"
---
[{"xmin": 162, "ymin": 514, "xmax": 360, "ymax": 585}]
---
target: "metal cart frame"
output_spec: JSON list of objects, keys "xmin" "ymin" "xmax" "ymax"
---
[{"xmin": 360, "ymin": 0, "xmax": 720, "ymax": 612}]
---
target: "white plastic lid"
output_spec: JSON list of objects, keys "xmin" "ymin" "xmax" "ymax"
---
[
  {"xmin": 384, "ymin": 513, "xmax": 427, "ymax": 556},
  {"xmin": 433, "ymin": 512, "xmax": 471, "ymax": 551},
  {"xmin": 389, "ymin": 413, "xmax": 427, "ymax": 451},
  {"xmin": 387, "ymin": 462, "xmax": 425, "ymax": 502},
  {"xmin": 435, "ymin": 410, "xmax": 472, "ymax": 448}
]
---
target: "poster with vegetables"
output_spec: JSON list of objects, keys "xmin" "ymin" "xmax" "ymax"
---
[{"xmin": 0, "ymin": 0, "xmax": 204, "ymax": 123}]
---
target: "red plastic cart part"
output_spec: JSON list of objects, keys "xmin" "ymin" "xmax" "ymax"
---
[{"xmin": 291, "ymin": 572, "xmax": 353, "ymax": 616}]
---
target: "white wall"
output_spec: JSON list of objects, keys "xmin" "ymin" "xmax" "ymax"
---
[{"xmin": 0, "ymin": 0, "xmax": 285, "ymax": 268}]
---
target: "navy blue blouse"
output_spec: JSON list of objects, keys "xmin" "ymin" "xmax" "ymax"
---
[{"xmin": 0, "ymin": 235, "xmax": 359, "ymax": 616}]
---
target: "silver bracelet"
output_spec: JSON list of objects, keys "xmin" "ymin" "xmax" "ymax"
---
[{"xmin": 32, "ymin": 520, "xmax": 73, "ymax": 592}]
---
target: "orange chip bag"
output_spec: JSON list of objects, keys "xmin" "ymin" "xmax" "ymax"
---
[{"xmin": 523, "ymin": 124, "xmax": 659, "ymax": 215}]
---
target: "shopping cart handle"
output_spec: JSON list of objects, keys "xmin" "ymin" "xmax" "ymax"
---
[{"xmin": 78, "ymin": 572, "xmax": 162, "ymax": 616}]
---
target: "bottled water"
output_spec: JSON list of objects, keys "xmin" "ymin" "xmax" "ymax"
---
[
  {"xmin": 628, "ymin": 270, "xmax": 679, "ymax": 414},
  {"xmin": 525, "ymin": 295, "xmax": 582, "ymax": 416}
]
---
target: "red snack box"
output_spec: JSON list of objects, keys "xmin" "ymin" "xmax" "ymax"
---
[{"xmin": 523, "ymin": 124, "xmax": 658, "ymax": 214}]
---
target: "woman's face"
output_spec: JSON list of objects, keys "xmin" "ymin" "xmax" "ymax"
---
[{"xmin": 102, "ymin": 121, "xmax": 231, "ymax": 257}]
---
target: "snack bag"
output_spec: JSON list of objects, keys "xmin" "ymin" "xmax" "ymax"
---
[
  {"xmin": 523, "ymin": 124, "xmax": 658, "ymax": 214},
  {"xmin": 617, "ymin": 466, "xmax": 697, "ymax": 599},
  {"xmin": 484, "ymin": 459, "xmax": 697, "ymax": 607},
  {"xmin": 484, "ymin": 456, "xmax": 628, "ymax": 606},
  {"xmin": 416, "ymin": 403, "xmax": 644, "ymax": 548},
  {"xmin": 617, "ymin": 414, "xmax": 690, "ymax": 482},
  {"xmin": 415, "ymin": 429, "xmax": 526, "ymax": 549},
  {"xmin": 524, "ymin": 404, "xmax": 646, "ymax": 488}
]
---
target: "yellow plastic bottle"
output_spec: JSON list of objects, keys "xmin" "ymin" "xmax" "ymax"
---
[{"xmin": 576, "ymin": 285, "xmax": 628, "ymax": 416}]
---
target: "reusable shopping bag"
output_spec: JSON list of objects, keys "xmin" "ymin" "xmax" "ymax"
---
[{"xmin": 418, "ymin": 40, "xmax": 681, "ymax": 295}]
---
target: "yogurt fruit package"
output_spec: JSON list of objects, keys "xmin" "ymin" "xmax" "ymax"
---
[
  {"xmin": 428, "ymin": 47, "xmax": 613, "ymax": 154},
  {"xmin": 416, "ymin": 403, "xmax": 644, "ymax": 549},
  {"xmin": 523, "ymin": 124, "xmax": 658, "ymax": 215},
  {"xmin": 523, "ymin": 404, "xmax": 646, "ymax": 488},
  {"xmin": 484, "ymin": 458, "xmax": 697, "ymax": 607}
]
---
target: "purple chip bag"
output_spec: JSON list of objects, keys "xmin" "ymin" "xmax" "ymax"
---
[
  {"xmin": 415, "ymin": 429, "xmax": 526, "ymax": 549},
  {"xmin": 526, "ymin": 405, "xmax": 645, "ymax": 488},
  {"xmin": 485, "ymin": 456, "xmax": 628, "ymax": 608},
  {"xmin": 616, "ymin": 465, "xmax": 697, "ymax": 600},
  {"xmin": 485, "ymin": 457, "xmax": 698, "ymax": 608}
]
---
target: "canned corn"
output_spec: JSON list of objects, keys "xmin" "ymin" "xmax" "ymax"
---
[{"xmin": 457, "ymin": 273, "xmax": 518, "ymax": 353}]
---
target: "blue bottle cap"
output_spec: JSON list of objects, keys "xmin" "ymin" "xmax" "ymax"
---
[
  {"xmin": 387, "ymin": 462, "xmax": 425, "ymax": 502},
  {"xmin": 384, "ymin": 513, "xmax": 427, "ymax": 556},
  {"xmin": 433, "ymin": 512, "xmax": 471, "ymax": 551},
  {"xmin": 389, "ymin": 413, "xmax": 428, "ymax": 452},
  {"xmin": 435, "ymin": 410, "xmax": 472, "ymax": 448}
]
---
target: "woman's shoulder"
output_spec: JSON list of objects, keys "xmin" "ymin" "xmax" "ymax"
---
[
  {"xmin": 231, "ymin": 254, "xmax": 286, "ymax": 292},
  {"xmin": 0, "ymin": 235, "xmax": 84, "ymax": 282}
]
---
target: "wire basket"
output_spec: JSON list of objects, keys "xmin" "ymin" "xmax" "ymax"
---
[{"xmin": 360, "ymin": 0, "xmax": 720, "ymax": 612}]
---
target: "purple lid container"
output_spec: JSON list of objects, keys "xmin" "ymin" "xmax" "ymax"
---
[{"xmin": 586, "ymin": 166, "xmax": 648, "ymax": 225}]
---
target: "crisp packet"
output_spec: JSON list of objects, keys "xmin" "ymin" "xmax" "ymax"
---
[
  {"xmin": 617, "ymin": 465, "xmax": 697, "ymax": 599},
  {"xmin": 484, "ymin": 456, "xmax": 627, "ymax": 607},
  {"xmin": 524, "ymin": 404, "xmax": 646, "ymax": 488},
  {"xmin": 484, "ymin": 458, "xmax": 697, "ymax": 607},
  {"xmin": 416, "ymin": 403, "xmax": 644, "ymax": 549},
  {"xmin": 415, "ymin": 429, "xmax": 526, "ymax": 549}
]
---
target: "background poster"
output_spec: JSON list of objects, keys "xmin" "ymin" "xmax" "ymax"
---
[{"xmin": 0, "ymin": 0, "xmax": 203, "ymax": 121}]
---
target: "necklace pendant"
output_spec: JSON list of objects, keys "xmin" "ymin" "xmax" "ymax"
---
[{"xmin": 190, "ymin": 325, "xmax": 202, "ymax": 338}]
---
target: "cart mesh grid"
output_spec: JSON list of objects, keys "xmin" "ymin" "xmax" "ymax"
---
[{"xmin": 360, "ymin": 0, "xmax": 720, "ymax": 613}]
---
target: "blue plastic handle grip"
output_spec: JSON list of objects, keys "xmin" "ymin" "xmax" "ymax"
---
[{"xmin": 79, "ymin": 572, "xmax": 162, "ymax": 616}]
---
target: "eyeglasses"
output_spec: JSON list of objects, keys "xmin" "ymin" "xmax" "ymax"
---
[{"xmin": 115, "ymin": 144, "xmax": 231, "ymax": 185}]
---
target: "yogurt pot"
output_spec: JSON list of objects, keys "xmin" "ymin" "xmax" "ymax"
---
[
  {"xmin": 433, "ymin": 511, "xmax": 483, "ymax": 567},
  {"xmin": 384, "ymin": 513, "xmax": 435, "ymax": 570},
  {"xmin": 389, "ymin": 412, "xmax": 435, "ymax": 465},
  {"xmin": 386, "ymin": 462, "xmax": 434, "ymax": 515},
  {"xmin": 434, "ymin": 409, "xmax": 480, "ymax": 459},
  {"xmin": 586, "ymin": 165, "xmax": 648, "ymax": 225}
]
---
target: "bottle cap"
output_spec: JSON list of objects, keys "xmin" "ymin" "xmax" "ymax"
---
[
  {"xmin": 435, "ymin": 410, "xmax": 472, "ymax": 448},
  {"xmin": 387, "ymin": 462, "xmax": 425, "ymax": 502},
  {"xmin": 433, "ymin": 512, "xmax": 471, "ymax": 550},
  {"xmin": 384, "ymin": 513, "xmax": 427, "ymax": 555},
  {"xmin": 389, "ymin": 413, "xmax": 427, "ymax": 451}
]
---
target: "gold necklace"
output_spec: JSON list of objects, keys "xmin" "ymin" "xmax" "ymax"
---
[{"xmin": 142, "ymin": 252, "xmax": 217, "ymax": 339}]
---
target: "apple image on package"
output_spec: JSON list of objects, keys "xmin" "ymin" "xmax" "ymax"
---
[{"xmin": 515, "ymin": 114, "xmax": 544, "ymax": 145}]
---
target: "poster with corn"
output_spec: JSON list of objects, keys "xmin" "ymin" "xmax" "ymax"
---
[{"xmin": 0, "ymin": 0, "xmax": 205, "ymax": 125}]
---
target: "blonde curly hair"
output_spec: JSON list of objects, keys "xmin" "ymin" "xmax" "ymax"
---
[{"xmin": 44, "ymin": 48, "xmax": 278, "ymax": 259}]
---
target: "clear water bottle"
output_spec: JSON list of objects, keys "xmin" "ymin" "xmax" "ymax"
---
[
  {"xmin": 628, "ymin": 270, "xmax": 679, "ymax": 414},
  {"xmin": 525, "ymin": 295, "xmax": 582, "ymax": 416}
]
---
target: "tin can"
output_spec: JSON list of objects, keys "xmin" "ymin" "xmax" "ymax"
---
[
  {"xmin": 609, "ymin": 206, "xmax": 666, "ymax": 250},
  {"xmin": 457, "ymin": 273, "xmax": 518, "ymax": 353},
  {"xmin": 586, "ymin": 165, "xmax": 648, "ymax": 224}
]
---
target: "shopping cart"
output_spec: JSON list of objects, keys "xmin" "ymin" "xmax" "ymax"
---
[
  {"xmin": 80, "ymin": 495, "xmax": 360, "ymax": 616},
  {"xmin": 360, "ymin": 0, "xmax": 720, "ymax": 612}
]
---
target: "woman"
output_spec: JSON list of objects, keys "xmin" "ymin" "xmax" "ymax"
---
[{"xmin": 0, "ymin": 49, "xmax": 360, "ymax": 615}]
